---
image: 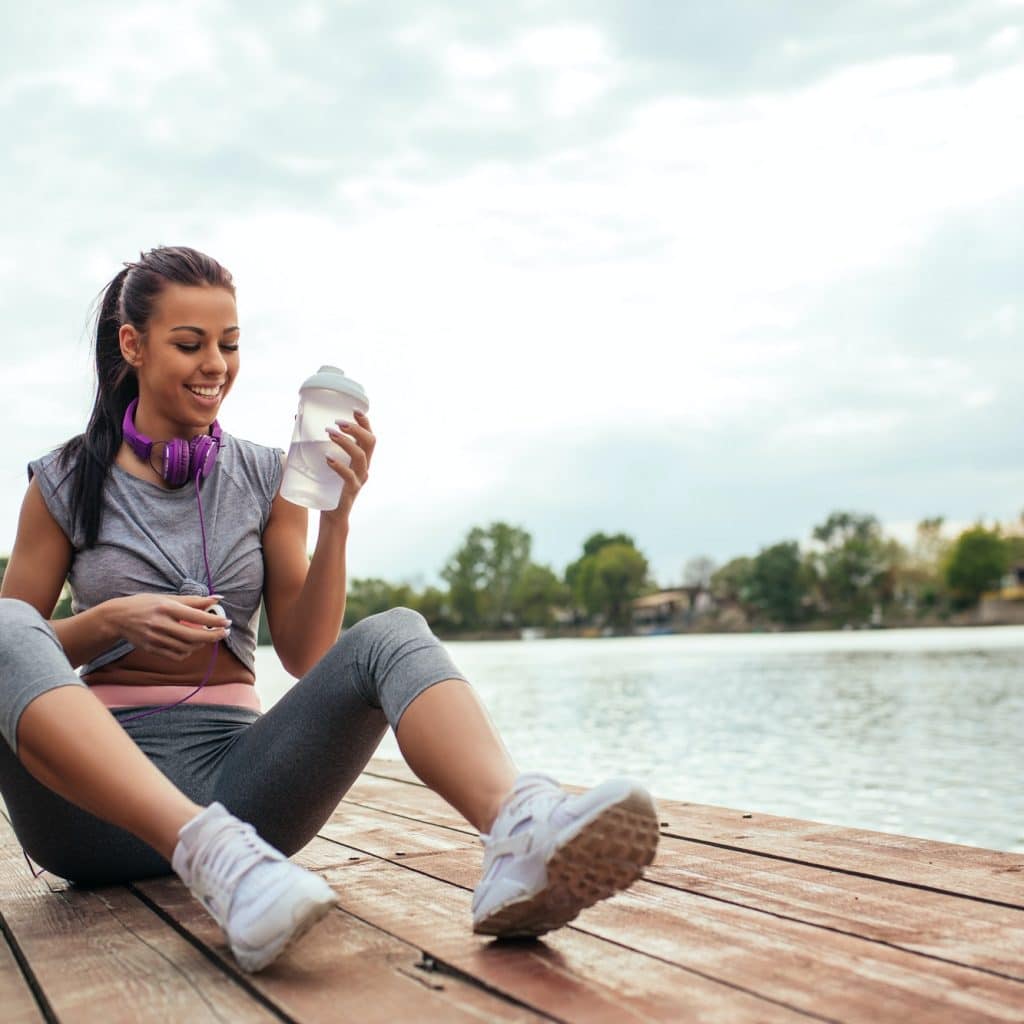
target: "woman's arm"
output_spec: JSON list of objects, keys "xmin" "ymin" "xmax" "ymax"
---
[
  {"xmin": 0, "ymin": 478, "xmax": 121, "ymax": 668},
  {"xmin": 1, "ymin": 478, "xmax": 229, "ymax": 669},
  {"xmin": 262, "ymin": 411, "xmax": 374, "ymax": 677}
]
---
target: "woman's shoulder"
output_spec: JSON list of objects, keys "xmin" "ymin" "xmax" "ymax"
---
[
  {"xmin": 220, "ymin": 432, "xmax": 285, "ymax": 473},
  {"xmin": 217, "ymin": 431, "xmax": 285, "ymax": 518},
  {"xmin": 28, "ymin": 436, "xmax": 80, "ymax": 487}
]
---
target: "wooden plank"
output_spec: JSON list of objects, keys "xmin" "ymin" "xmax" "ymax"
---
[
  {"xmin": 0, "ymin": 925, "xmax": 44, "ymax": 1024},
  {"xmin": 133, "ymin": 859, "xmax": 551, "ymax": 1023},
  {"xmin": 350, "ymin": 774, "xmax": 1024, "ymax": 979},
  {"xmin": 325, "ymin": 786, "xmax": 1024, "ymax": 1022},
  {"xmin": 295, "ymin": 835, "xmax": 809, "ymax": 1024},
  {"xmin": 361, "ymin": 760, "xmax": 1024, "ymax": 907},
  {"xmin": 0, "ymin": 812, "xmax": 281, "ymax": 1024}
]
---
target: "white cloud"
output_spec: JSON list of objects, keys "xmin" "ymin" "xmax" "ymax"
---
[
  {"xmin": 1, "ymin": 2, "xmax": 1021, "ymax": 583},
  {"xmin": 434, "ymin": 21, "xmax": 622, "ymax": 118}
]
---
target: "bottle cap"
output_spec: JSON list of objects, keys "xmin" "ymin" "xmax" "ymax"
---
[{"xmin": 300, "ymin": 365, "xmax": 369, "ymax": 407}]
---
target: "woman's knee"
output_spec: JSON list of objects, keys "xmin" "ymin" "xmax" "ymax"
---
[
  {"xmin": 0, "ymin": 598, "xmax": 59, "ymax": 651},
  {"xmin": 0, "ymin": 597, "xmax": 49, "ymax": 629},
  {"xmin": 346, "ymin": 606, "xmax": 431, "ymax": 646}
]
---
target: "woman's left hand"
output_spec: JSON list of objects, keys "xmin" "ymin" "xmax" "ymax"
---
[{"xmin": 323, "ymin": 409, "xmax": 375, "ymax": 527}]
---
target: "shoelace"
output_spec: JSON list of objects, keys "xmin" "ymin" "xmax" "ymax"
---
[
  {"xmin": 186, "ymin": 818, "xmax": 280, "ymax": 920},
  {"xmin": 482, "ymin": 775, "xmax": 568, "ymax": 844}
]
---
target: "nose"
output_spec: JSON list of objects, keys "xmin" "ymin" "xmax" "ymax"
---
[{"xmin": 202, "ymin": 344, "xmax": 228, "ymax": 376}]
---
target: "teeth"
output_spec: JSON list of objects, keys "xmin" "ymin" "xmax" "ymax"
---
[{"xmin": 188, "ymin": 385, "xmax": 222, "ymax": 397}]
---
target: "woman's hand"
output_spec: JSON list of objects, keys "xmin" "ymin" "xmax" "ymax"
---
[
  {"xmin": 322, "ymin": 408, "xmax": 375, "ymax": 527},
  {"xmin": 108, "ymin": 593, "xmax": 231, "ymax": 661}
]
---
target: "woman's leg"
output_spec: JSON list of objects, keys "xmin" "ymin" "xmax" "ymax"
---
[
  {"xmin": 394, "ymin": 677, "xmax": 518, "ymax": 832},
  {"xmin": 210, "ymin": 607, "xmax": 517, "ymax": 851},
  {"xmin": 209, "ymin": 604, "xmax": 658, "ymax": 941},
  {"xmin": 0, "ymin": 598, "xmax": 204, "ymax": 878}
]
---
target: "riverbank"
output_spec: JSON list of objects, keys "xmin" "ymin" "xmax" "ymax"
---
[{"xmin": 432, "ymin": 610, "xmax": 1018, "ymax": 642}]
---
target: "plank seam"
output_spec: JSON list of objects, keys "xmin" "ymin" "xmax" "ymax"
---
[
  {"xmin": 314, "ymin": 830, "xmax": 844, "ymax": 1024},
  {"xmin": 0, "ymin": 909, "xmax": 59, "ymax": 1024},
  {"xmin": 354, "ymin": 782, "xmax": 1024, "ymax": 911},
  {"xmin": 93, "ymin": 888, "xmax": 249, "ymax": 1019},
  {"xmin": 659, "ymin": 833, "xmax": 1024, "ymax": 912},
  {"xmin": 335, "ymin": 798, "xmax": 1024, "ymax": 984},
  {"xmin": 640, "ymin": 876, "xmax": 1024, "ymax": 985},
  {"xmin": 125, "ymin": 882, "xmax": 302, "ymax": 1024}
]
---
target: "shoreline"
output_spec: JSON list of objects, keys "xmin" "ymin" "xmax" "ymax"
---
[{"xmin": 426, "ymin": 615, "xmax": 1024, "ymax": 643}]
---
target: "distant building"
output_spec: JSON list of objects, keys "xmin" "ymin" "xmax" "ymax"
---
[
  {"xmin": 979, "ymin": 563, "xmax": 1024, "ymax": 624},
  {"xmin": 631, "ymin": 590, "xmax": 691, "ymax": 628}
]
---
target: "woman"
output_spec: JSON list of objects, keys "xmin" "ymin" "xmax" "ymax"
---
[{"xmin": 0, "ymin": 246, "xmax": 659, "ymax": 974}]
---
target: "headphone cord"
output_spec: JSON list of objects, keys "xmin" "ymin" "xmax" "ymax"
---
[{"xmin": 115, "ymin": 474, "xmax": 219, "ymax": 725}]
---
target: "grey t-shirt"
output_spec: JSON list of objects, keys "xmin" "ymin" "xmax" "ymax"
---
[{"xmin": 28, "ymin": 433, "xmax": 284, "ymax": 676}]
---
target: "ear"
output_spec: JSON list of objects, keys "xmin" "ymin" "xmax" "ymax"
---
[{"xmin": 119, "ymin": 324, "xmax": 144, "ymax": 368}]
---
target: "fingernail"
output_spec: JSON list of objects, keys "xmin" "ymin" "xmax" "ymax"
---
[{"xmin": 336, "ymin": 419, "xmax": 350, "ymax": 427}]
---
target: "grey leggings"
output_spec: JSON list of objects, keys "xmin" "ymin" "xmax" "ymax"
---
[{"xmin": 0, "ymin": 597, "xmax": 468, "ymax": 887}]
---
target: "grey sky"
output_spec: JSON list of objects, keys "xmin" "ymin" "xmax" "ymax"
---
[{"xmin": 2, "ymin": 1, "xmax": 1022, "ymax": 589}]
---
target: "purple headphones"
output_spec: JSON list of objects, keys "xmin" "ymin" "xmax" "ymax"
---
[{"xmin": 122, "ymin": 398, "xmax": 222, "ymax": 486}]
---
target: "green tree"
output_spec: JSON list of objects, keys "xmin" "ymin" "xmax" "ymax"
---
[
  {"xmin": 566, "ymin": 537, "xmax": 649, "ymax": 628},
  {"xmin": 509, "ymin": 563, "xmax": 571, "ymax": 627},
  {"xmin": 441, "ymin": 522, "xmax": 533, "ymax": 630},
  {"xmin": 342, "ymin": 578, "xmax": 416, "ymax": 629},
  {"xmin": 901, "ymin": 517, "xmax": 951, "ymax": 613},
  {"xmin": 410, "ymin": 585, "xmax": 448, "ymax": 631},
  {"xmin": 594, "ymin": 544, "xmax": 649, "ymax": 627},
  {"xmin": 747, "ymin": 541, "xmax": 809, "ymax": 624},
  {"xmin": 945, "ymin": 526, "xmax": 1009, "ymax": 607},
  {"xmin": 440, "ymin": 527, "xmax": 489, "ymax": 629},
  {"xmin": 565, "ymin": 532, "xmax": 635, "ymax": 593},
  {"xmin": 710, "ymin": 556, "xmax": 754, "ymax": 605},
  {"xmin": 810, "ymin": 511, "xmax": 890, "ymax": 624}
]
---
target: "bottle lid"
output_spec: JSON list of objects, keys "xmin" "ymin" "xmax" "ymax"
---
[{"xmin": 300, "ymin": 365, "xmax": 369, "ymax": 407}]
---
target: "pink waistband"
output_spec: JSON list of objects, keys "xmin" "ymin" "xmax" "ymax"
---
[{"xmin": 87, "ymin": 682, "xmax": 262, "ymax": 712}]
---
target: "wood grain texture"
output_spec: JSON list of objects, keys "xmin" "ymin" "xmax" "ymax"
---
[
  {"xmin": 361, "ymin": 759, "xmax": 1024, "ymax": 906},
  {"xmin": 0, "ymin": 924, "xmax": 44, "ymax": 1024},
  {"xmin": 316, "ymin": 796, "xmax": 1024, "ymax": 1024},
  {"xmin": 3, "ymin": 759, "xmax": 1022, "ymax": 1023},
  {"xmin": 0, "ymin": 812, "xmax": 280, "ymax": 1024},
  {"xmin": 295, "ymin": 834, "xmax": 807, "ymax": 1024},
  {"xmin": 133, "ymin": 863, "xmax": 549, "ymax": 1023},
  {"xmin": 352, "ymin": 767, "xmax": 1024, "ymax": 979}
]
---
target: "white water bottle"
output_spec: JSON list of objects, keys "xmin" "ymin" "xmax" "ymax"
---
[{"xmin": 280, "ymin": 366, "xmax": 370, "ymax": 510}]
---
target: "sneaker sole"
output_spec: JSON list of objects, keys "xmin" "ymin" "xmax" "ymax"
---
[
  {"xmin": 232, "ymin": 887, "xmax": 338, "ymax": 973},
  {"xmin": 472, "ymin": 784, "xmax": 660, "ymax": 938}
]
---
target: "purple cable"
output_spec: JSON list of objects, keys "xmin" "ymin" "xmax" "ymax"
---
[{"xmin": 118, "ymin": 473, "xmax": 221, "ymax": 724}]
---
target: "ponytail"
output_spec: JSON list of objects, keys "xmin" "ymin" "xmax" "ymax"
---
[{"xmin": 55, "ymin": 246, "xmax": 235, "ymax": 548}]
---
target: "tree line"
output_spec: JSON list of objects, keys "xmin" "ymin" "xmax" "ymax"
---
[
  {"xmin": 1, "ymin": 510, "xmax": 1020, "ymax": 637},
  {"xmin": 332, "ymin": 512, "xmax": 1024, "ymax": 635}
]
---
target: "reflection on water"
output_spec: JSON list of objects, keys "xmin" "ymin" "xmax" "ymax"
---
[{"xmin": 255, "ymin": 626, "xmax": 1024, "ymax": 853}]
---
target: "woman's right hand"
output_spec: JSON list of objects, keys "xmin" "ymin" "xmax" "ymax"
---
[{"xmin": 108, "ymin": 594, "xmax": 232, "ymax": 661}]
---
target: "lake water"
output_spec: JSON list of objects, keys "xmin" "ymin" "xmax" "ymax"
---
[{"xmin": 254, "ymin": 626, "xmax": 1024, "ymax": 854}]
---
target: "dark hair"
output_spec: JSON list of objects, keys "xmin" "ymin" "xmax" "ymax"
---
[{"xmin": 55, "ymin": 245, "xmax": 235, "ymax": 548}]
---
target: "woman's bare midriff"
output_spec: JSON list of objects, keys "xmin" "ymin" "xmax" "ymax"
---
[{"xmin": 85, "ymin": 640, "xmax": 255, "ymax": 687}]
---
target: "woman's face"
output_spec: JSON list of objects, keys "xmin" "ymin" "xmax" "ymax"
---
[{"xmin": 120, "ymin": 283, "xmax": 240, "ymax": 438}]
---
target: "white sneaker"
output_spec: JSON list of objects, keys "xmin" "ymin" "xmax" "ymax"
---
[
  {"xmin": 171, "ymin": 802, "xmax": 338, "ymax": 973},
  {"xmin": 472, "ymin": 773, "xmax": 660, "ymax": 937}
]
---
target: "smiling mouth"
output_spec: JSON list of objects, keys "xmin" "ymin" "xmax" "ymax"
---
[{"xmin": 186, "ymin": 384, "xmax": 224, "ymax": 398}]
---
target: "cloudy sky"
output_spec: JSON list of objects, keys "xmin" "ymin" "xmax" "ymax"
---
[{"xmin": 2, "ymin": 1, "xmax": 1022, "ymax": 589}]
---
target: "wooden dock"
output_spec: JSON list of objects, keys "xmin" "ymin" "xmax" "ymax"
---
[{"xmin": 2, "ymin": 757, "xmax": 1022, "ymax": 1022}]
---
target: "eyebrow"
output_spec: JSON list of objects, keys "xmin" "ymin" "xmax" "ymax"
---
[{"xmin": 169, "ymin": 325, "xmax": 241, "ymax": 336}]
